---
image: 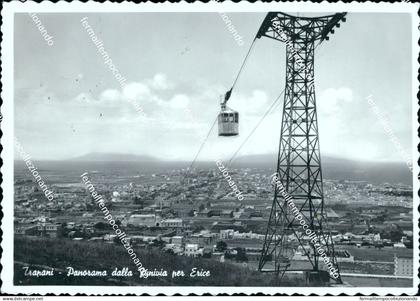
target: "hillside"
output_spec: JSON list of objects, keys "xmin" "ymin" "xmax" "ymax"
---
[
  {"xmin": 14, "ymin": 237, "xmax": 303, "ymax": 287},
  {"xmin": 231, "ymin": 154, "xmax": 412, "ymax": 185},
  {"xmin": 68, "ymin": 152, "xmax": 412, "ymax": 184},
  {"xmin": 72, "ymin": 152, "xmax": 158, "ymax": 162}
]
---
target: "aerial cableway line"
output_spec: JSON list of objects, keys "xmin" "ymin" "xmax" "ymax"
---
[{"xmin": 185, "ymin": 12, "xmax": 348, "ymax": 286}]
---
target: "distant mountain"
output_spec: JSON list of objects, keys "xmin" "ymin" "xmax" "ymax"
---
[
  {"xmin": 68, "ymin": 152, "xmax": 412, "ymax": 184},
  {"xmin": 232, "ymin": 154, "xmax": 412, "ymax": 185},
  {"xmin": 72, "ymin": 152, "xmax": 158, "ymax": 162}
]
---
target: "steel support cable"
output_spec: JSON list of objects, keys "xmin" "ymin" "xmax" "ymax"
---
[
  {"xmin": 223, "ymin": 37, "xmax": 258, "ymax": 105},
  {"xmin": 227, "ymin": 88, "xmax": 285, "ymax": 167},
  {"xmin": 226, "ymin": 39, "xmax": 323, "ymax": 167},
  {"xmin": 184, "ymin": 34, "xmax": 317, "ymax": 174},
  {"xmin": 187, "ymin": 116, "xmax": 218, "ymax": 172},
  {"xmin": 185, "ymin": 37, "xmax": 259, "ymax": 175},
  {"xmin": 231, "ymin": 37, "xmax": 257, "ymax": 91}
]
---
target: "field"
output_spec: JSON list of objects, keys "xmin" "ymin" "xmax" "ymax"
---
[
  {"xmin": 341, "ymin": 276, "xmax": 412, "ymax": 287},
  {"xmin": 336, "ymin": 246, "xmax": 412, "ymax": 262}
]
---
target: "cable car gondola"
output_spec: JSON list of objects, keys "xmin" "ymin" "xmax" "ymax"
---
[{"xmin": 218, "ymin": 104, "xmax": 239, "ymax": 136}]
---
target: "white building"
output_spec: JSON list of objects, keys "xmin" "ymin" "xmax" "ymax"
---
[
  {"xmin": 171, "ymin": 236, "xmax": 184, "ymax": 246},
  {"xmin": 127, "ymin": 214, "xmax": 157, "ymax": 227},
  {"xmin": 393, "ymin": 242, "xmax": 406, "ymax": 248},
  {"xmin": 184, "ymin": 244, "xmax": 201, "ymax": 257},
  {"xmin": 103, "ymin": 234, "xmax": 117, "ymax": 242},
  {"xmin": 220, "ymin": 229, "xmax": 235, "ymax": 240},
  {"xmin": 161, "ymin": 219, "xmax": 183, "ymax": 228}
]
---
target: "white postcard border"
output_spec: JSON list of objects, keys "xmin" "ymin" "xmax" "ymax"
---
[{"xmin": 1, "ymin": 0, "xmax": 419, "ymax": 295}]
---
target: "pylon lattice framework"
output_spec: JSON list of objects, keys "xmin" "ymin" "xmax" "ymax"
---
[{"xmin": 256, "ymin": 12, "xmax": 347, "ymax": 284}]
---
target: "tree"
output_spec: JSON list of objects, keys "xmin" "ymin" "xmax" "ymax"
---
[
  {"xmin": 216, "ymin": 240, "xmax": 227, "ymax": 252},
  {"xmin": 236, "ymin": 247, "xmax": 248, "ymax": 262},
  {"xmin": 59, "ymin": 223, "xmax": 68, "ymax": 237},
  {"xmin": 192, "ymin": 225, "xmax": 204, "ymax": 233},
  {"xmin": 133, "ymin": 196, "xmax": 144, "ymax": 206},
  {"xmin": 383, "ymin": 224, "xmax": 404, "ymax": 242},
  {"xmin": 151, "ymin": 239, "xmax": 165, "ymax": 248},
  {"xmin": 165, "ymin": 248, "xmax": 175, "ymax": 255},
  {"xmin": 94, "ymin": 222, "xmax": 108, "ymax": 230}
]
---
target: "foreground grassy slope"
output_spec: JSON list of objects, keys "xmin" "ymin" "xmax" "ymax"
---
[{"xmin": 14, "ymin": 237, "xmax": 304, "ymax": 286}]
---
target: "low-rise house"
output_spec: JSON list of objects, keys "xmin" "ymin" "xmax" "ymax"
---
[
  {"xmin": 37, "ymin": 222, "xmax": 60, "ymax": 238},
  {"xmin": 208, "ymin": 209, "xmax": 222, "ymax": 217},
  {"xmin": 161, "ymin": 219, "xmax": 183, "ymax": 228},
  {"xmin": 220, "ymin": 210, "xmax": 233, "ymax": 219},
  {"xmin": 171, "ymin": 236, "xmax": 184, "ymax": 246},
  {"xmin": 211, "ymin": 222, "xmax": 245, "ymax": 232},
  {"xmin": 393, "ymin": 242, "xmax": 406, "ymax": 248},
  {"xmin": 127, "ymin": 214, "xmax": 158, "ymax": 227},
  {"xmin": 197, "ymin": 210, "xmax": 210, "ymax": 217},
  {"xmin": 184, "ymin": 244, "xmax": 201, "ymax": 257},
  {"xmin": 15, "ymin": 224, "xmax": 38, "ymax": 236},
  {"xmin": 220, "ymin": 229, "xmax": 235, "ymax": 240},
  {"xmin": 189, "ymin": 233, "xmax": 213, "ymax": 247}
]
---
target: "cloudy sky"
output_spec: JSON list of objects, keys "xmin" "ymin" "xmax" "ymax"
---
[{"xmin": 14, "ymin": 12, "xmax": 413, "ymax": 162}]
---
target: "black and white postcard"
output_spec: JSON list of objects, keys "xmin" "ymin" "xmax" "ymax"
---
[{"xmin": 1, "ymin": 1, "xmax": 419, "ymax": 296}]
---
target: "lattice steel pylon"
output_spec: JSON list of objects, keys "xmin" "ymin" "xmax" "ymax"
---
[{"xmin": 256, "ymin": 12, "xmax": 347, "ymax": 284}]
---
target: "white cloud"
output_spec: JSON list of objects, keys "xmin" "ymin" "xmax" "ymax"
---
[
  {"xmin": 168, "ymin": 94, "xmax": 189, "ymax": 109},
  {"xmin": 100, "ymin": 89, "xmax": 122, "ymax": 103},
  {"xmin": 229, "ymin": 90, "xmax": 270, "ymax": 117},
  {"xmin": 147, "ymin": 73, "xmax": 175, "ymax": 90},
  {"xmin": 122, "ymin": 82, "xmax": 151, "ymax": 100},
  {"xmin": 15, "ymin": 79, "xmax": 410, "ymax": 163},
  {"xmin": 16, "ymin": 73, "xmax": 277, "ymax": 161}
]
